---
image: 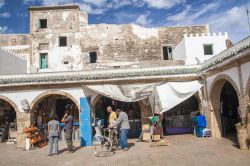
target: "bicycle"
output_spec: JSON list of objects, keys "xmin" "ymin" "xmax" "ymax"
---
[{"xmin": 94, "ymin": 127, "xmax": 119, "ymax": 157}]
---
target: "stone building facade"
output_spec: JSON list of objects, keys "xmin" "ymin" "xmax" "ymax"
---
[
  {"xmin": 0, "ymin": 5, "xmax": 249, "ymax": 148},
  {"xmin": 1, "ymin": 5, "xmax": 208, "ymax": 73}
]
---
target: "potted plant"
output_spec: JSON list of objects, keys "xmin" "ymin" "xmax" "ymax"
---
[{"xmin": 235, "ymin": 121, "xmax": 248, "ymax": 150}]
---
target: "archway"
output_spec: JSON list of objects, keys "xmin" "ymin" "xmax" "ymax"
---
[
  {"xmin": 163, "ymin": 95, "xmax": 199, "ymax": 135},
  {"xmin": 0, "ymin": 96, "xmax": 17, "ymax": 142},
  {"xmin": 210, "ymin": 75, "xmax": 240, "ymax": 138},
  {"xmin": 30, "ymin": 92, "xmax": 80, "ymax": 142},
  {"xmin": 220, "ymin": 81, "xmax": 240, "ymax": 137},
  {"xmin": 91, "ymin": 95, "xmax": 142, "ymax": 138}
]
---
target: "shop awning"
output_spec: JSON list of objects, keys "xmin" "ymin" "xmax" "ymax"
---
[
  {"xmin": 86, "ymin": 80, "xmax": 203, "ymax": 114},
  {"xmin": 86, "ymin": 83, "xmax": 155, "ymax": 102},
  {"xmin": 152, "ymin": 81, "xmax": 203, "ymax": 114}
]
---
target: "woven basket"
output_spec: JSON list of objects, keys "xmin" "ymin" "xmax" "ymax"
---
[
  {"xmin": 22, "ymin": 127, "xmax": 30, "ymax": 133},
  {"xmin": 31, "ymin": 138, "xmax": 38, "ymax": 144}
]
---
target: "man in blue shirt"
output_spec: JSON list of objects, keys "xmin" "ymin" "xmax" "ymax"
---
[{"xmin": 195, "ymin": 112, "xmax": 206, "ymax": 138}]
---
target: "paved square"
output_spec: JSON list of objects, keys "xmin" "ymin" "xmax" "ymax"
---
[{"xmin": 0, "ymin": 135, "xmax": 249, "ymax": 166}]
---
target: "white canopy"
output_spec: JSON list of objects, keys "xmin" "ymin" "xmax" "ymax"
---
[
  {"xmin": 86, "ymin": 80, "xmax": 203, "ymax": 114},
  {"xmin": 86, "ymin": 83, "xmax": 154, "ymax": 102},
  {"xmin": 153, "ymin": 81, "xmax": 203, "ymax": 114}
]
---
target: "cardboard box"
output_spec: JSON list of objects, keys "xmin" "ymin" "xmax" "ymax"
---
[
  {"xmin": 143, "ymin": 132, "xmax": 151, "ymax": 141},
  {"xmin": 142, "ymin": 124, "xmax": 150, "ymax": 131},
  {"xmin": 152, "ymin": 135, "xmax": 161, "ymax": 141}
]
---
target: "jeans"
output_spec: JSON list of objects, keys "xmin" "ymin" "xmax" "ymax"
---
[
  {"xmin": 48, "ymin": 136, "xmax": 59, "ymax": 155},
  {"xmin": 65, "ymin": 131, "xmax": 73, "ymax": 151},
  {"xmin": 119, "ymin": 129, "xmax": 128, "ymax": 148},
  {"xmin": 196, "ymin": 126, "xmax": 205, "ymax": 138}
]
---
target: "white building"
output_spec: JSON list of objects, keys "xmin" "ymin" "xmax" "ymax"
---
[{"xmin": 173, "ymin": 33, "xmax": 229, "ymax": 65}]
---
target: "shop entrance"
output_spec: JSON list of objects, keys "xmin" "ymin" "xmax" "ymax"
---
[
  {"xmin": 30, "ymin": 94, "xmax": 80, "ymax": 141},
  {"xmin": 0, "ymin": 99, "xmax": 17, "ymax": 142},
  {"xmin": 163, "ymin": 96, "xmax": 199, "ymax": 135},
  {"xmin": 220, "ymin": 81, "xmax": 240, "ymax": 137},
  {"xmin": 92, "ymin": 96, "xmax": 142, "ymax": 138}
]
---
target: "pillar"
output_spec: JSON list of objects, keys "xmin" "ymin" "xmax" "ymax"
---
[{"xmin": 80, "ymin": 97, "xmax": 92, "ymax": 146}]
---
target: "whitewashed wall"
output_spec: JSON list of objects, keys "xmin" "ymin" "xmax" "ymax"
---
[
  {"xmin": 0, "ymin": 88, "xmax": 85, "ymax": 113},
  {"xmin": 173, "ymin": 33, "xmax": 228, "ymax": 65},
  {"xmin": 206, "ymin": 67, "xmax": 240, "ymax": 95},
  {"xmin": 172, "ymin": 39, "xmax": 186, "ymax": 61},
  {"xmin": 241, "ymin": 61, "xmax": 250, "ymax": 94}
]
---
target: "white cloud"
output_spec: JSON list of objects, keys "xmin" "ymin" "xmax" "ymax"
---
[
  {"xmin": 0, "ymin": 12, "xmax": 11, "ymax": 18},
  {"xmin": 109, "ymin": 0, "xmax": 132, "ymax": 9},
  {"xmin": 166, "ymin": 3, "xmax": 248, "ymax": 43},
  {"xmin": 79, "ymin": 3, "xmax": 106, "ymax": 14},
  {"xmin": 42, "ymin": 0, "xmax": 74, "ymax": 6},
  {"xmin": 206, "ymin": 6, "xmax": 249, "ymax": 43},
  {"xmin": 167, "ymin": 3, "xmax": 219, "ymax": 23},
  {"xmin": 0, "ymin": 26, "xmax": 8, "ymax": 33},
  {"xmin": 83, "ymin": 0, "xmax": 107, "ymax": 7},
  {"xmin": 143, "ymin": 0, "xmax": 185, "ymax": 9},
  {"xmin": 0, "ymin": 0, "xmax": 4, "ymax": 8},
  {"xmin": 167, "ymin": 5, "xmax": 191, "ymax": 21},
  {"xmin": 135, "ymin": 12, "xmax": 152, "ymax": 26},
  {"xmin": 113, "ymin": 11, "xmax": 138, "ymax": 24}
]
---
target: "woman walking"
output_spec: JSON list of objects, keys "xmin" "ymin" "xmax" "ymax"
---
[{"xmin": 48, "ymin": 114, "xmax": 60, "ymax": 156}]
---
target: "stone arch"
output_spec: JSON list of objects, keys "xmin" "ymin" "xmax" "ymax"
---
[
  {"xmin": 0, "ymin": 95, "xmax": 20, "ymax": 114},
  {"xmin": 209, "ymin": 74, "xmax": 240, "ymax": 138},
  {"xmin": 90, "ymin": 94, "xmax": 102, "ymax": 111},
  {"xmin": 29, "ymin": 90, "xmax": 80, "ymax": 112},
  {"xmin": 0, "ymin": 95, "xmax": 21, "ymax": 135}
]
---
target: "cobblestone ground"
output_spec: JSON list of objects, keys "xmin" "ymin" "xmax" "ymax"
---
[{"xmin": 0, "ymin": 135, "xmax": 249, "ymax": 166}]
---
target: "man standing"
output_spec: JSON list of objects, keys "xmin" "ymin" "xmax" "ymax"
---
[
  {"xmin": 109, "ymin": 109, "xmax": 130, "ymax": 151},
  {"xmin": 107, "ymin": 106, "xmax": 117, "ymax": 125},
  {"xmin": 195, "ymin": 112, "xmax": 206, "ymax": 138},
  {"xmin": 61, "ymin": 110, "xmax": 74, "ymax": 152}
]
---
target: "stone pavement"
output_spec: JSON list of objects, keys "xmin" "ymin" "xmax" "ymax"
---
[{"xmin": 0, "ymin": 135, "xmax": 249, "ymax": 166}]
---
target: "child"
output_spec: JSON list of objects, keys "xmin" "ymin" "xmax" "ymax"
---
[{"xmin": 48, "ymin": 114, "xmax": 60, "ymax": 156}]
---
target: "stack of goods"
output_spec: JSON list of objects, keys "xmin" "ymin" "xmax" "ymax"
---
[
  {"xmin": 142, "ymin": 124, "xmax": 151, "ymax": 142},
  {"xmin": 23, "ymin": 126, "xmax": 48, "ymax": 148},
  {"xmin": 7, "ymin": 122, "xmax": 17, "ymax": 144},
  {"xmin": 0, "ymin": 124, "xmax": 8, "ymax": 143},
  {"xmin": 150, "ymin": 137, "xmax": 170, "ymax": 147}
]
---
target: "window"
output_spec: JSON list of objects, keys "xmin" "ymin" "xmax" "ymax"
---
[
  {"xmin": 203, "ymin": 44, "xmax": 213, "ymax": 55},
  {"xmin": 40, "ymin": 53, "xmax": 48, "ymax": 69},
  {"xmin": 89, "ymin": 51, "xmax": 97, "ymax": 63},
  {"xmin": 163, "ymin": 46, "xmax": 172, "ymax": 60},
  {"xmin": 59, "ymin": 37, "xmax": 67, "ymax": 47},
  {"xmin": 39, "ymin": 19, "xmax": 47, "ymax": 29}
]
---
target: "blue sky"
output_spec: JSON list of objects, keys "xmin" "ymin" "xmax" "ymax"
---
[{"xmin": 0, "ymin": 0, "xmax": 249, "ymax": 43}]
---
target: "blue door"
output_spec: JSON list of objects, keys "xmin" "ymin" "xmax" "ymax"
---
[{"xmin": 80, "ymin": 97, "xmax": 92, "ymax": 146}]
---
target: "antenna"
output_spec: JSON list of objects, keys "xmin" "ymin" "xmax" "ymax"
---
[{"xmin": 245, "ymin": 0, "xmax": 250, "ymax": 32}]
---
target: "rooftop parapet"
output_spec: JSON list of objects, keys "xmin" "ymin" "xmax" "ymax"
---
[
  {"xmin": 184, "ymin": 32, "xmax": 228, "ymax": 38},
  {"xmin": 28, "ymin": 5, "xmax": 80, "ymax": 11}
]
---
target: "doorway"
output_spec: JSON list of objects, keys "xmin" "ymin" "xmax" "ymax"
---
[
  {"xmin": 92, "ymin": 96, "xmax": 142, "ymax": 138},
  {"xmin": 220, "ymin": 81, "xmax": 240, "ymax": 137}
]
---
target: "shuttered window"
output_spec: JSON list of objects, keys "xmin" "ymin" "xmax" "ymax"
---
[{"xmin": 40, "ymin": 53, "xmax": 48, "ymax": 69}]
